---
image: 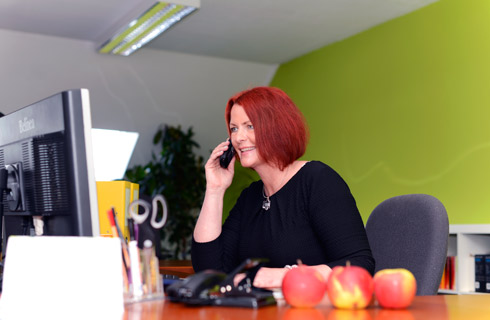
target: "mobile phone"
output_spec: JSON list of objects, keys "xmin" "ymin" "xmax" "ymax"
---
[{"xmin": 219, "ymin": 140, "xmax": 235, "ymax": 168}]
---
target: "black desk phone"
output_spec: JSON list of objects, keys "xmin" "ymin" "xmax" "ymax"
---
[{"xmin": 166, "ymin": 258, "xmax": 276, "ymax": 308}]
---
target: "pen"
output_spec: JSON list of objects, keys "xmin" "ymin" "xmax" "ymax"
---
[
  {"xmin": 129, "ymin": 240, "xmax": 143, "ymax": 298},
  {"xmin": 107, "ymin": 209, "xmax": 119, "ymax": 238},
  {"xmin": 142, "ymin": 240, "xmax": 154, "ymax": 294},
  {"xmin": 111, "ymin": 208, "xmax": 125, "ymax": 243},
  {"xmin": 109, "ymin": 208, "xmax": 132, "ymax": 288},
  {"xmin": 134, "ymin": 223, "xmax": 139, "ymax": 244},
  {"xmin": 128, "ymin": 218, "xmax": 135, "ymax": 242},
  {"xmin": 107, "ymin": 208, "xmax": 130, "ymax": 291}
]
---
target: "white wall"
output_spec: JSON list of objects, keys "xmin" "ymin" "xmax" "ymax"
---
[{"xmin": 0, "ymin": 29, "xmax": 278, "ymax": 167}]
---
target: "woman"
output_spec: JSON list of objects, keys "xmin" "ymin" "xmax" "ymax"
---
[{"xmin": 192, "ymin": 87, "xmax": 374, "ymax": 288}]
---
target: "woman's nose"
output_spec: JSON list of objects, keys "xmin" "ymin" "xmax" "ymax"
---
[{"xmin": 235, "ymin": 128, "xmax": 247, "ymax": 142}]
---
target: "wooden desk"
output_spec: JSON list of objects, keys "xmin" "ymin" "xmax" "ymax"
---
[
  {"xmin": 159, "ymin": 260, "xmax": 194, "ymax": 278},
  {"xmin": 124, "ymin": 294, "xmax": 490, "ymax": 319}
]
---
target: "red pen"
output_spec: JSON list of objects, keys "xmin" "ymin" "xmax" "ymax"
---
[{"xmin": 107, "ymin": 209, "xmax": 119, "ymax": 238}]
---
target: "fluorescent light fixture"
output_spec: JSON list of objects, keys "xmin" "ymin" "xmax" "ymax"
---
[
  {"xmin": 99, "ymin": 0, "xmax": 199, "ymax": 56},
  {"xmin": 91, "ymin": 129, "xmax": 139, "ymax": 181}
]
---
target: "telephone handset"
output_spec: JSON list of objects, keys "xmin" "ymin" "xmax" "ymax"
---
[{"xmin": 219, "ymin": 140, "xmax": 235, "ymax": 168}]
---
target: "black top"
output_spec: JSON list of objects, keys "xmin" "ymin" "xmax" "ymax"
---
[{"xmin": 191, "ymin": 161, "xmax": 375, "ymax": 275}]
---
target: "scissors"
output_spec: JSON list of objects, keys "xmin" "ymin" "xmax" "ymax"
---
[{"xmin": 128, "ymin": 194, "xmax": 168, "ymax": 229}]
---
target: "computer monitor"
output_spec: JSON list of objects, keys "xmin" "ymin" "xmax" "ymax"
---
[{"xmin": 0, "ymin": 89, "xmax": 100, "ymax": 256}]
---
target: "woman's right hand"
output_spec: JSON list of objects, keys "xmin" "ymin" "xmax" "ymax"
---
[
  {"xmin": 194, "ymin": 140, "xmax": 236, "ymax": 242},
  {"xmin": 204, "ymin": 140, "xmax": 236, "ymax": 192}
]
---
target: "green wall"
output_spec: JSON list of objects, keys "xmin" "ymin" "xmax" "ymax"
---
[{"xmin": 269, "ymin": 0, "xmax": 490, "ymax": 224}]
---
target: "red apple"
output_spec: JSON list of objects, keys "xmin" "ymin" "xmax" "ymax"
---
[
  {"xmin": 326, "ymin": 263, "xmax": 374, "ymax": 309},
  {"xmin": 373, "ymin": 269, "xmax": 416, "ymax": 309},
  {"xmin": 282, "ymin": 263, "xmax": 326, "ymax": 308}
]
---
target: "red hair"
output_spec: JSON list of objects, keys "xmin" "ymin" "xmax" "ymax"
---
[{"xmin": 225, "ymin": 87, "xmax": 309, "ymax": 170}]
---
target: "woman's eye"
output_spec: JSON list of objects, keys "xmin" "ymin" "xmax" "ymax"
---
[
  {"xmin": 248, "ymin": 124, "xmax": 254, "ymax": 129},
  {"xmin": 230, "ymin": 127, "xmax": 237, "ymax": 132}
]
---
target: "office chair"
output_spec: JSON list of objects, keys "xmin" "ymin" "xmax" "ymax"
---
[{"xmin": 365, "ymin": 194, "xmax": 449, "ymax": 295}]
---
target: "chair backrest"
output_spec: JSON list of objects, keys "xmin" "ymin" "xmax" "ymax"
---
[{"xmin": 365, "ymin": 194, "xmax": 449, "ymax": 295}]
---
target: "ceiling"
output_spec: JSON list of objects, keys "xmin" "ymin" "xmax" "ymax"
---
[{"xmin": 0, "ymin": 0, "xmax": 437, "ymax": 64}]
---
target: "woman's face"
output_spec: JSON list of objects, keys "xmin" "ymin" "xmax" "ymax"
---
[{"xmin": 229, "ymin": 104, "xmax": 263, "ymax": 169}]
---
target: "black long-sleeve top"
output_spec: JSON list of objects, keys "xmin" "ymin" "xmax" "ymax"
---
[{"xmin": 191, "ymin": 161, "xmax": 375, "ymax": 275}]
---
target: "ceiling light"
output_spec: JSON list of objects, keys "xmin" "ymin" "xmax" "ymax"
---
[{"xmin": 98, "ymin": 1, "xmax": 199, "ymax": 56}]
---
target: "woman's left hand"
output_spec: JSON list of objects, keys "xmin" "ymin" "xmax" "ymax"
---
[
  {"xmin": 252, "ymin": 267, "xmax": 289, "ymax": 289},
  {"xmin": 249, "ymin": 265, "xmax": 332, "ymax": 289}
]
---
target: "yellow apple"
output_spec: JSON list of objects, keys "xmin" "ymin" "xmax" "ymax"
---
[{"xmin": 326, "ymin": 263, "xmax": 374, "ymax": 309}]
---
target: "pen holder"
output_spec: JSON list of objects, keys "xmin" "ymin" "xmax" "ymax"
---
[{"xmin": 124, "ymin": 240, "xmax": 164, "ymax": 304}]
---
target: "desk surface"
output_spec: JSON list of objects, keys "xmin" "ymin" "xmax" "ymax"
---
[
  {"xmin": 124, "ymin": 294, "xmax": 490, "ymax": 320},
  {"xmin": 159, "ymin": 260, "xmax": 194, "ymax": 278}
]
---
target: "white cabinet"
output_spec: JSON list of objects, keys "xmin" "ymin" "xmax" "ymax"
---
[{"xmin": 439, "ymin": 224, "xmax": 490, "ymax": 294}]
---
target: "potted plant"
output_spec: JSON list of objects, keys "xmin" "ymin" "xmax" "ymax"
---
[{"xmin": 125, "ymin": 124, "xmax": 205, "ymax": 260}]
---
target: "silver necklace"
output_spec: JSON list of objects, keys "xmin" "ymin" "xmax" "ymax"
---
[
  {"xmin": 261, "ymin": 165, "xmax": 293, "ymax": 211},
  {"xmin": 262, "ymin": 186, "xmax": 271, "ymax": 211}
]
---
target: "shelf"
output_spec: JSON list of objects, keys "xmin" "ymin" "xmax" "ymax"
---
[
  {"xmin": 438, "ymin": 225, "xmax": 490, "ymax": 295},
  {"xmin": 438, "ymin": 289, "xmax": 458, "ymax": 295},
  {"xmin": 450, "ymin": 224, "xmax": 490, "ymax": 234}
]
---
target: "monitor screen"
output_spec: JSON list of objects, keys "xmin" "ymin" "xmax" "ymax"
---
[
  {"xmin": 0, "ymin": 89, "xmax": 100, "ymax": 256},
  {"xmin": 91, "ymin": 128, "xmax": 139, "ymax": 182}
]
